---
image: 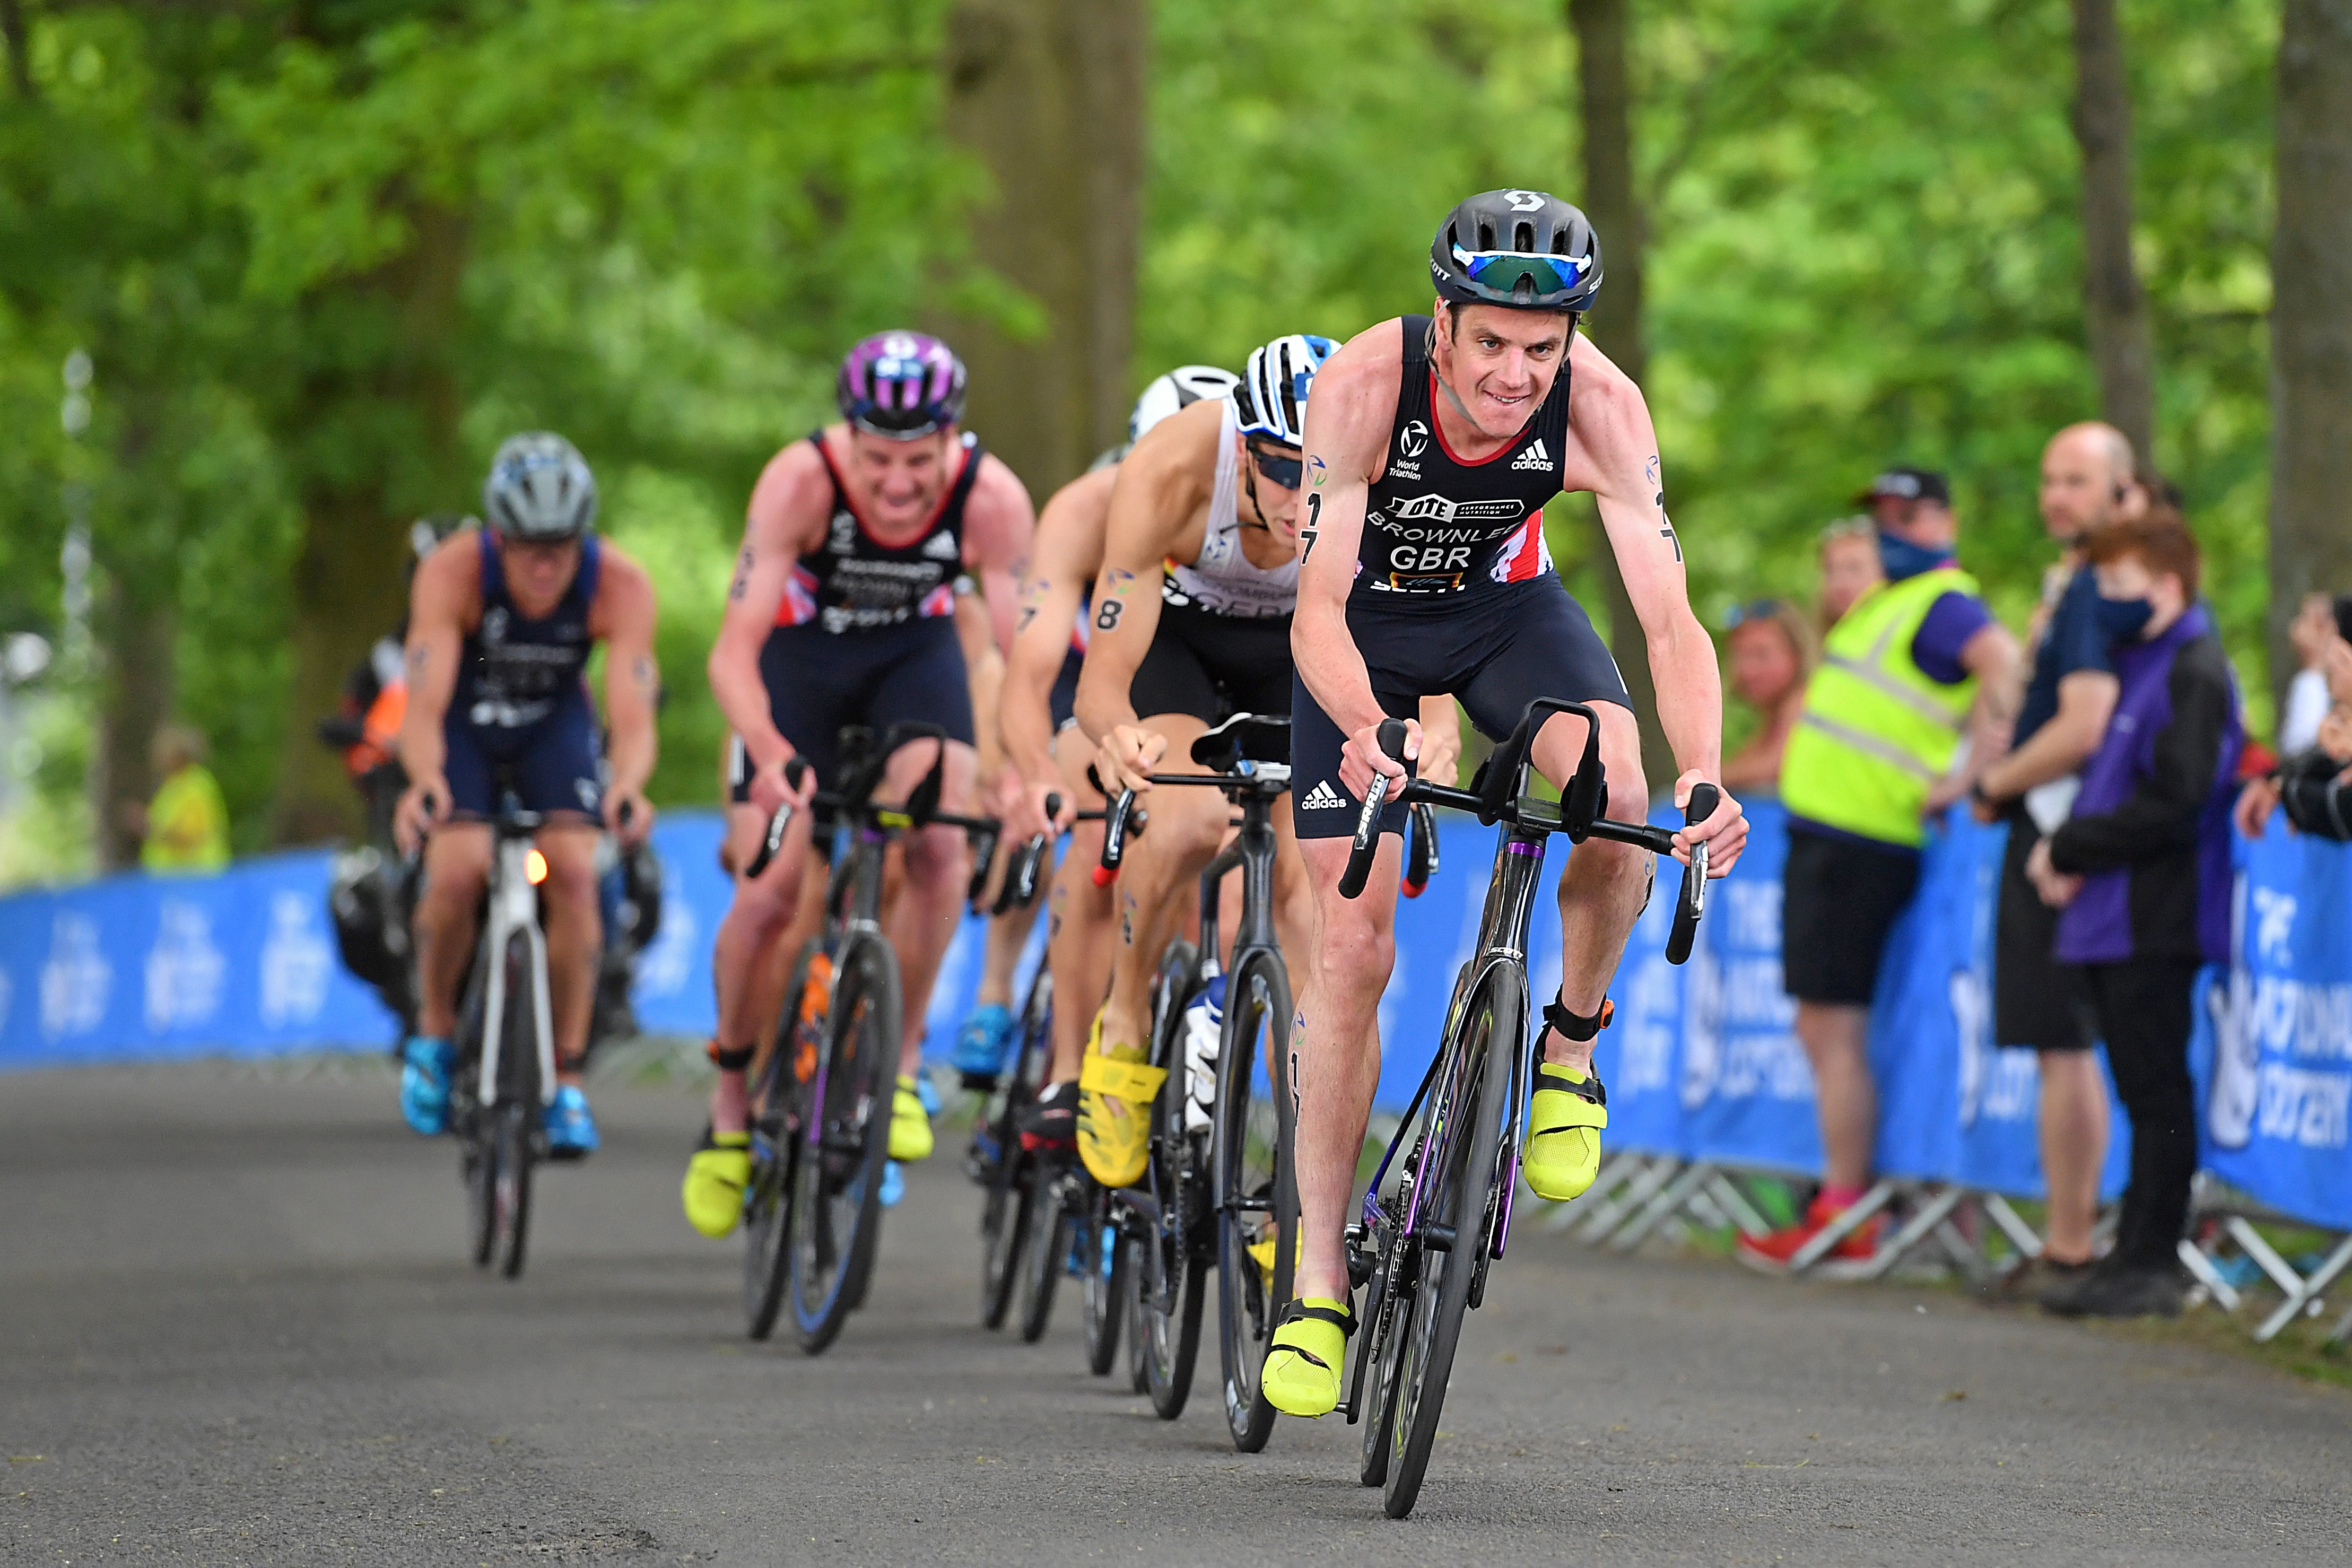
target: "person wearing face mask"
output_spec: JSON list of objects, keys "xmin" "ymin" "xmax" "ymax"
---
[
  {"xmin": 2024, "ymin": 511, "xmax": 2242, "ymax": 1318},
  {"xmin": 1740, "ymin": 466, "xmax": 2020, "ymax": 1274},
  {"xmin": 1967, "ymin": 421, "xmax": 2145, "ymax": 1295}
]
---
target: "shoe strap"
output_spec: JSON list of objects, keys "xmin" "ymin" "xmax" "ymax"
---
[
  {"xmin": 1079, "ymin": 1053, "xmax": 1168, "ymax": 1101},
  {"xmin": 1535, "ymin": 1060, "xmax": 1606, "ymax": 1108},
  {"xmin": 1275, "ymin": 1297, "xmax": 1356, "ymax": 1334}
]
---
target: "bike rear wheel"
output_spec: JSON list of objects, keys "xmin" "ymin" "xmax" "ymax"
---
[
  {"xmin": 979, "ymin": 974, "xmax": 1051, "ymax": 1330},
  {"xmin": 787, "ymin": 934, "xmax": 900, "ymax": 1354},
  {"xmin": 1379, "ymin": 963, "xmax": 1521, "ymax": 1518},
  {"xmin": 744, "ymin": 940, "xmax": 821, "ymax": 1340},
  {"xmin": 1214, "ymin": 948, "xmax": 1294, "ymax": 1453}
]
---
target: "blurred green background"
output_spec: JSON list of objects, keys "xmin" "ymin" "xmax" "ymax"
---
[{"xmin": 0, "ymin": 0, "xmax": 2334, "ymax": 885}]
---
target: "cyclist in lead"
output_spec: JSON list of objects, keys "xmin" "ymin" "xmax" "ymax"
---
[
  {"xmin": 683, "ymin": 331, "xmax": 1034, "ymax": 1239},
  {"xmin": 1271, "ymin": 189, "xmax": 1747, "ymax": 1417},
  {"xmin": 393, "ymin": 434, "xmax": 662, "ymax": 1157},
  {"xmin": 986, "ymin": 366, "xmax": 1243, "ymax": 1136}
]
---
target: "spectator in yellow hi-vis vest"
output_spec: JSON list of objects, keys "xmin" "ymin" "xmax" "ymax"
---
[{"xmin": 137, "ymin": 724, "xmax": 231, "ymax": 874}]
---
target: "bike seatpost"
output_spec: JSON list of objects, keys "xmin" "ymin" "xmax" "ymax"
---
[{"xmin": 1339, "ymin": 718, "xmax": 1411, "ymax": 900}]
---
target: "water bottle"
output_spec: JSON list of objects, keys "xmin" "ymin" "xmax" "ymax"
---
[{"xmin": 1182, "ymin": 973, "xmax": 1225, "ymax": 1134}]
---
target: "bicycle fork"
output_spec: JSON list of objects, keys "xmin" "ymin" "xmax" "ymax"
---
[{"xmin": 480, "ymin": 838, "xmax": 559, "ymax": 1114}]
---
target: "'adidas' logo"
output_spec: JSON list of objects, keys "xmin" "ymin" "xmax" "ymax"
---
[
  {"xmin": 1510, "ymin": 438, "xmax": 1555, "ymax": 473},
  {"xmin": 921, "ymin": 531, "xmax": 960, "ymax": 560},
  {"xmin": 1301, "ymin": 779, "xmax": 1347, "ymax": 811}
]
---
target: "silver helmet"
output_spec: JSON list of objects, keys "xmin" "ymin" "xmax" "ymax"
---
[{"xmin": 483, "ymin": 433, "xmax": 598, "ymax": 542}]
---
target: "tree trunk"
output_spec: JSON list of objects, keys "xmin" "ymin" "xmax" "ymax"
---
[
  {"xmin": 1569, "ymin": 0, "xmax": 1672, "ymax": 797},
  {"xmin": 2268, "ymin": 0, "xmax": 2352, "ymax": 706},
  {"xmin": 271, "ymin": 205, "xmax": 471, "ymax": 846},
  {"xmin": 2069, "ymin": 0, "xmax": 2158, "ymax": 467},
  {"xmin": 89, "ymin": 587, "xmax": 175, "ymax": 873},
  {"xmin": 939, "ymin": 0, "xmax": 1146, "ymax": 500}
]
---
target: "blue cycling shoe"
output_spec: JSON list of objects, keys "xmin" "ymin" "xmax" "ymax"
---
[
  {"xmin": 914, "ymin": 1067, "xmax": 943, "ymax": 1118},
  {"xmin": 543, "ymin": 1084, "xmax": 600, "ymax": 1158},
  {"xmin": 880, "ymin": 1160, "xmax": 905, "ymax": 1209},
  {"xmin": 952, "ymin": 1003, "xmax": 1017, "ymax": 1086},
  {"xmin": 399, "ymin": 1037, "xmax": 456, "ymax": 1135}
]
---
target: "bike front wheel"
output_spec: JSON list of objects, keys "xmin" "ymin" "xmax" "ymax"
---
[
  {"xmin": 1378, "ymin": 962, "xmax": 1521, "ymax": 1518},
  {"xmin": 1081, "ymin": 1192, "xmax": 1128, "ymax": 1376},
  {"xmin": 744, "ymin": 941, "xmax": 821, "ymax": 1340},
  {"xmin": 979, "ymin": 975, "xmax": 1052, "ymax": 1330},
  {"xmin": 787, "ymin": 934, "xmax": 901, "ymax": 1354},
  {"xmin": 1213, "ymin": 948, "xmax": 1294, "ymax": 1453}
]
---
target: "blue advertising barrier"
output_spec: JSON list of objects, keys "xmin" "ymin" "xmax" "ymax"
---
[{"xmin": 4, "ymin": 805, "xmax": 2347, "ymax": 1235}]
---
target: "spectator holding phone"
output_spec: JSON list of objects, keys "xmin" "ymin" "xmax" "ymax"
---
[
  {"xmin": 2025, "ymin": 511, "xmax": 2242, "ymax": 1318},
  {"xmin": 2279, "ymin": 593, "xmax": 2343, "ymax": 756},
  {"xmin": 2238, "ymin": 594, "xmax": 2352, "ymax": 840}
]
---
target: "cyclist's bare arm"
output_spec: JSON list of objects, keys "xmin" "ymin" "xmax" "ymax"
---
[
  {"xmin": 590, "ymin": 544, "xmax": 661, "ymax": 841},
  {"xmin": 954, "ymin": 583, "xmax": 1006, "ymax": 782},
  {"xmin": 1074, "ymin": 404, "xmax": 1217, "ymax": 788},
  {"xmin": 961, "ymin": 454, "xmax": 1038, "ymax": 656},
  {"xmin": 393, "ymin": 533, "xmax": 478, "ymax": 846},
  {"xmin": 1005, "ymin": 468, "xmax": 1114, "ymax": 817},
  {"xmin": 711, "ymin": 445, "xmax": 827, "ymax": 798},
  {"xmin": 1294, "ymin": 324, "xmax": 1414, "ymax": 792},
  {"xmin": 1557, "ymin": 335, "xmax": 1745, "ymax": 869}
]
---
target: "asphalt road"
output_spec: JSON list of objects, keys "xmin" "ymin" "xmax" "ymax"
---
[{"xmin": 4, "ymin": 1061, "xmax": 2345, "ymax": 1567}]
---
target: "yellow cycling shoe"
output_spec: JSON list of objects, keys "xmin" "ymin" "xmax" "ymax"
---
[
  {"xmin": 1076, "ymin": 1012, "xmax": 1165, "ymax": 1189},
  {"xmin": 889, "ymin": 1074, "xmax": 934, "ymax": 1162},
  {"xmin": 1523, "ymin": 1061, "xmax": 1607, "ymax": 1202},
  {"xmin": 682, "ymin": 1130, "xmax": 752, "ymax": 1239},
  {"xmin": 1262, "ymin": 1297, "xmax": 1355, "ymax": 1418}
]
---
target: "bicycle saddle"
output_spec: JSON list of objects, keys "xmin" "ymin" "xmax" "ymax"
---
[{"xmin": 1190, "ymin": 712, "xmax": 1292, "ymax": 771}]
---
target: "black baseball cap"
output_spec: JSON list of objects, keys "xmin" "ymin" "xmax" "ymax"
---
[{"xmin": 1853, "ymin": 467, "xmax": 1951, "ymax": 507}]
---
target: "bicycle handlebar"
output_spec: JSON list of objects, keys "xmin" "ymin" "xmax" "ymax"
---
[
  {"xmin": 1338, "ymin": 711, "xmax": 1721, "ymax": 967},
  {"xmin": 742, "ymin": 758, "xmax": 812, "ymax": 880}
]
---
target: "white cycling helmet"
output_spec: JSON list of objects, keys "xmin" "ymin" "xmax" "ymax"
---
[
  {"xmin": 1234, "ymin": 334, "xmax": 1336, "ymax": 448},
  {"xmin": 483, "ymin": 432, "xmax": 598, "ymax": 542},
  {"xmin": 1128, "ymin": 364, "xmax": 1242, "ymax": 443}
]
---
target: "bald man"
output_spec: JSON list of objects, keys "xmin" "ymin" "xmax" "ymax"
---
[{"xmin": 1971, "ymin": 421, "xmax": 2146, "ymax": 1296}]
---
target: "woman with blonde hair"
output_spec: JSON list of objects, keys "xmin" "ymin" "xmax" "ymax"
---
[{"xmin": 1720, "ymin": 598, "xmax": 1819, "ymax": 795}]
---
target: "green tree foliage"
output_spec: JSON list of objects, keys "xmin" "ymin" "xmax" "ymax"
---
[{"xmin": 0, "ymin": 0, "xmax": 2292, "ymax": 885}]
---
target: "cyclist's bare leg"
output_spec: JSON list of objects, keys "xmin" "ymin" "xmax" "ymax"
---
[
  {"xmin": 1267, "ymin": 794, "xmax": 1315, "ymax": 965},
  {"xmin": 709, "ymin": 799, "xmax": 817, "ymax": 1135},
  {"xmin": 1530, "ymin": 702, "xmax": 1649, "ymax": 1072},
  {"xmin": 1044, "ymin": 741, "xmax": 1112, "ymax": 1083},
  {"xmin": 881, "ymin": 737, "xmax": 981, "ymax": 1076},
  {"xmin": 534, "ymin": 820, "xmax": 603, "ymax": 1084},
  {"xmin": 1094, "ymin": 712, "xmax": 1221, "ymax": 1057},
  {"xmin": 974, "ymin": 848, "xmax": 1042, "ymax": 1013},
  {"xmin": 1291, "ymin": 831, "xmax": 1404, "ymax": 1303},
  {"xmin": 414, "ymin": 824, "xmax": 492, "ymax": 1039}
]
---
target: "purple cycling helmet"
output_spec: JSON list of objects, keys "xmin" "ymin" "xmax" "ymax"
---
[{"xmin": 836, "ymin": 331, "xmax": 969, "ymax": 438}]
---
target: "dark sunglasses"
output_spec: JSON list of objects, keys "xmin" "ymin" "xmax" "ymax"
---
[{"xmin": 1248, "ymin": 442, "xmax": 1304, "ymax": 489}]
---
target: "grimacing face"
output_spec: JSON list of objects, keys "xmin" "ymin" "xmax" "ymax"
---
[
  {"xmin": 1434, "ymin": 302, "xmax": 1571, "ymax": 440},
  {"xmin": 847, "ymin": 428, "xmax": 956, "ymax": 532}
]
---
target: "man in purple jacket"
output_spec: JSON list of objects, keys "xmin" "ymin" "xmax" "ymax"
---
[{"xmin": 2024, "ymin": 511, "xmax": 2242, "ymax": 1318}]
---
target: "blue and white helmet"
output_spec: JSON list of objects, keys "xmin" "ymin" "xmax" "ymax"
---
[
  {"xmin": 1128, "ymin": 364, "xmax": 1242, "ymax": 443},
  {"xmin": 1234, "ymin": 334, "xmax": 1336, "ymax": 448},
  {"xmin": 483, "ymin": 433, "xmax": 597, "ymax": 541}
]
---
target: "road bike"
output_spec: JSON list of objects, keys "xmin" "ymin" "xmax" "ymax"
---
[
  {"xmin": 1332, "ymin": 699, "xmax": 1715, "ymax": 1517},
  {"xmin": 1095, "ymin": 711, "xmax": 1298, "ymax": 1441},
  {"xmin": 734, "ymin": 723, "xmax": 997, "ymax": 1354},
  {"xmin": 446, "ymin": 799, "xmax": 565, "ymax": 1280}
]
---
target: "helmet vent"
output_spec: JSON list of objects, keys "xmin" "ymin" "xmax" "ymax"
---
[{"xmin": 1513, "ymin": 221, "xmax": 1535, "ymax": 253}]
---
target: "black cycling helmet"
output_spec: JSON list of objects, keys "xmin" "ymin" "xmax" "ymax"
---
[{"xmin": 1429, "ymin": 190, "xmax": 1602, "ymax": 313}]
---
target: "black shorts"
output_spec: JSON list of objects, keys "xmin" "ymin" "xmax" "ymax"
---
[
  {"xmin": 443, "ymin": 686, "xmax": 603, "ymax": 818},
  {"xmin": 1128, "ymin": 599, "xmax": 1294, "ymax": 726},
  {"xmin": 1994, "ymin": 808, "xmax": 2094, "ymax": 1051},
  {"xmin": 728, "ymin": 616, "xmax": 975, "ymax": 801},
  {"xmin": 1781, "ymin": 826, "xmax": 1922, "ymax": 1005},
  {"xmin": 1291, "ymin": 575, "xmax": 1631, "ymax": 840}
]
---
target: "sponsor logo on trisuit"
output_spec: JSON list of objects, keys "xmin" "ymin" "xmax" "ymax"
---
[
  {"xmin": 1511, "ymin": 437, "xmax": 1555, "ymax": 473},
  {"xmin": 921, "ymin": 530, "xmax": 960, "ymax": 561},
  {"xmin": 1301, "ymin": 779, "xmax": 1347, "ymax": 811}
]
